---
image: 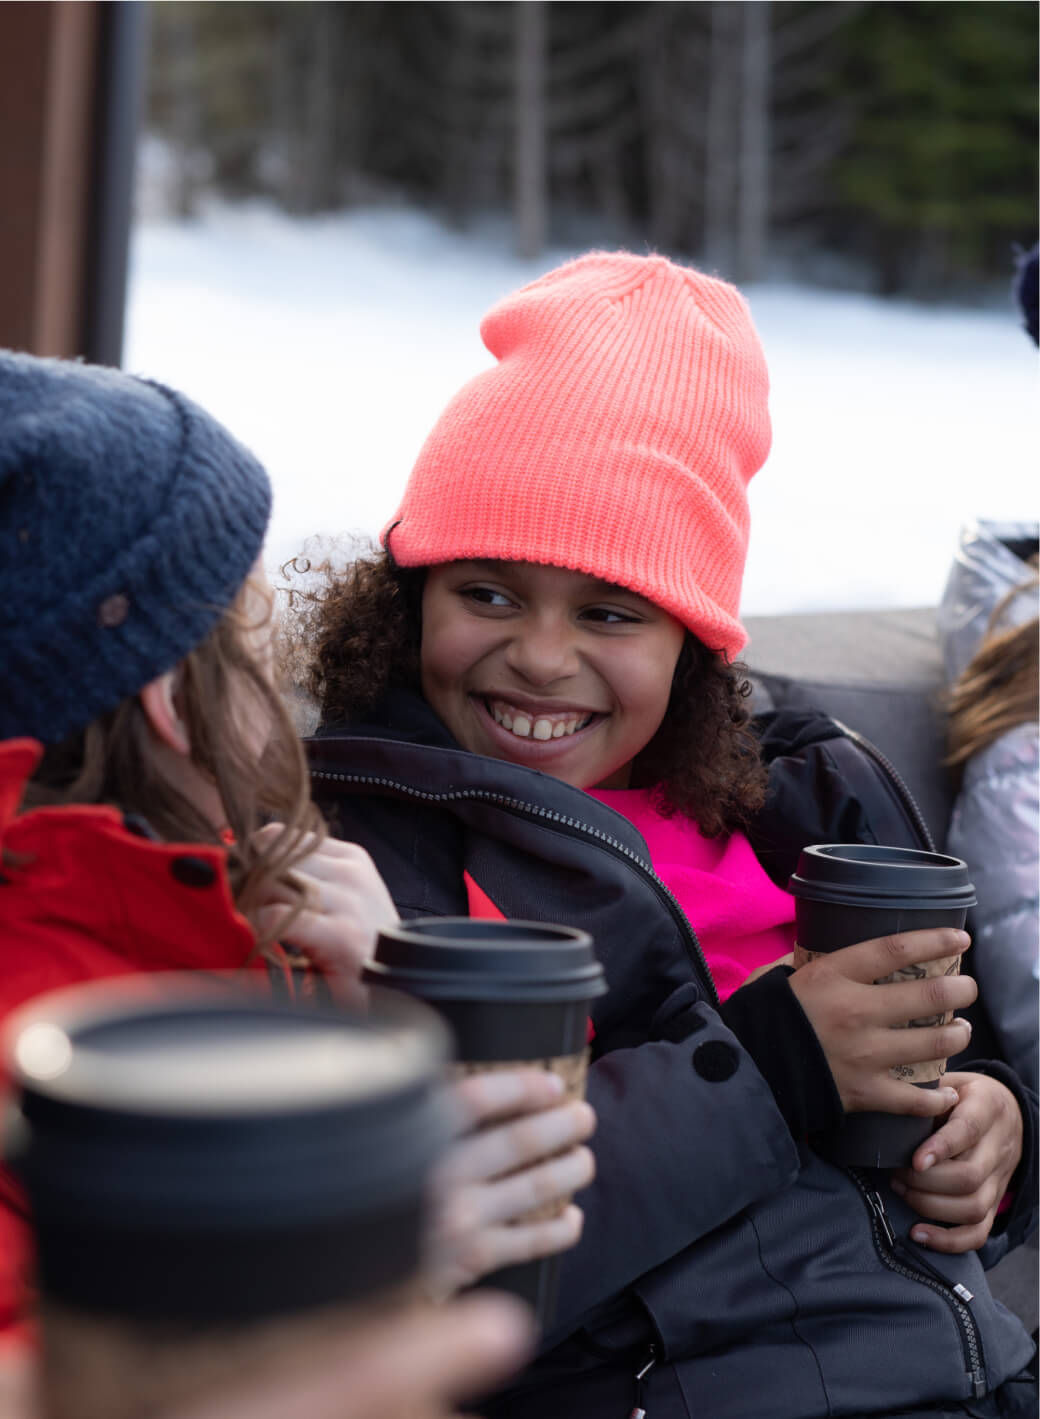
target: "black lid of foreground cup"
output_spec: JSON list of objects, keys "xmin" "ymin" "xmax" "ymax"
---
[
  {"xmin": 788, "ymin": 845, "xmax": 977, "ymax": 913},
  {"xmin": 5, "ymin": 977, "xmax": 453, "ymax": 1322},
  {"xmin": 367, "ymin": 918, "xmax": 607, "ymax": 1004}
]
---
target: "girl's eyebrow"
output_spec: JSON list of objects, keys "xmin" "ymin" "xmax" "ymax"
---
[
  {"xmin": 576, "ymin": 574, "xmax": 643, "ymax": 599},
  {"xmin": 459, "ymin": 561, "xmax": 638, "ymax": 599}
]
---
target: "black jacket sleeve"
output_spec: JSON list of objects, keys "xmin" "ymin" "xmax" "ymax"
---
[
  {"xmin": 552, "ymin": 990, "xmax": 803, "ymax": 1334},
  {"xmin": 719, "ymin": 966, "xmax": 844, "ymax": 1140}
]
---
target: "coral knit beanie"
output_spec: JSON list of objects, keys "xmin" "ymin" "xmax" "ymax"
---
[{"xmin": 384, "ymin": 251, "xmax": 772, "ymax": 659}]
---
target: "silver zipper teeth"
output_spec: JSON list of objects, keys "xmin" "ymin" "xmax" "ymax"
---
[
  {"xmin": 829, "ymin": 720, "xmax": 936, "ymax": 852},
  {"xmin": 310, "ymin": 768, "xmax": 718, "ymax": 1008},
  {"xmin": 849, "ymin": 1171, "xmax": 986, "ymax": 1394}
]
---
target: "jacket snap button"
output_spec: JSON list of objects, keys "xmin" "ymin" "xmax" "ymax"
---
[
  {"xmin": 170, "ymin": 856, "xmax": 216, "ymax": 888},
  {"xmin": 693, "ymin": 1040, "xmax": 739, "ymax": 1082},
  {"xmin": 97, "ymin": 593, "xmax": 130, "ymax": 627}
]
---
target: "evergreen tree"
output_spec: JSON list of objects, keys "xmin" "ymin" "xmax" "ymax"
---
[
  {"xmin": 832, "ymin": 1, "xmax": 1038, "ymax": 293},
  {"xmin": 144, "ymin": 1, "xmax": 1039, "ymax": 292}
]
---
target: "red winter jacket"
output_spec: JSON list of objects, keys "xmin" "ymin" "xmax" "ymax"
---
[{"xmin": 0, "ymin": 738, "xmax": 270, "ymax": 1343}]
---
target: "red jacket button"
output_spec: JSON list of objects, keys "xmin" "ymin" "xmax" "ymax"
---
[{"xmin": 170, "ymin": 856, "xmax": 217, "ymax": 889}]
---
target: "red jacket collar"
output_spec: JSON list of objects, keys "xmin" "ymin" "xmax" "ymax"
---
[
  {"xmin": 0, "ymin": 741, "xmax": 40, "ymax": 835},
  {"xmin": 0, "ymin": 739, "xmax": 256, "ymax": 972}
]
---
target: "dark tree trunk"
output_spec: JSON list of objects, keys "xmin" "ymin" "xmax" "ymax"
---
[
  {"xmin": 737, "ymin": 0, "xmax": 770, "ymax": 282},
  {"xmin": 513, "ymin": 0, "xmax": 547, "ymax": 259},
  {"xmin": 704, "ymin": 1, "xmax": 741, "ymax": 274}
]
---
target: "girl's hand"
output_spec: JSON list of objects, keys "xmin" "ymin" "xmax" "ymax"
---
[
  {"xmin": 429, "ymin": 1069, "xmax": 596, "ymax": 1297},
  {"xmin": 787, "ymin": 929, "xmax": 976, "ymax": 1115},
  {"xmin": 165, "ymin": 1294, "xmax": 533, "ymax": 1419},
  {"xmin": 0, "ymin": 1341, "xmax": 36, "ymax": 1419},
  {"xmin": 889, "ymin": 1072, "xmax": 1024, "ymax": 1254},
  {"xmin": 742, "ymin": 952, "xmax": 793, "ymax": 986},
  {"xmin": 252, "ymin": 826, "xmax": 397, "ymax": 1003}
]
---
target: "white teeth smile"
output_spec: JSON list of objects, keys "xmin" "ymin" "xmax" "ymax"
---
[{"xmin": 487, "ymin": 700, "xmax": 594, "ymax": 741}]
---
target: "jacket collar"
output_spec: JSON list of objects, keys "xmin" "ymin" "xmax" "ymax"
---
[
  {"xmin": 316, "ymin": 688, "xmax": 460, "ymax": 750},
  {"xmin": 0, "ymin": 739, "xmax": 256, "ymax": 971},
  {"xmin": 309, "ymin": 693, "xmax": 656, "ymax": 866},
  {"xmin": 306, "ymin": 701, "xmax": 702, "ymax": 1041}
]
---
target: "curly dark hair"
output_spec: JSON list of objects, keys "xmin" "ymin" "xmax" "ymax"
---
[{"xmin": 284, "ymin": 549, "xmax": 767, "ymax": 837}]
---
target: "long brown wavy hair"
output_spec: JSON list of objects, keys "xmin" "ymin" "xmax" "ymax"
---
[
  {"xmin": 24, "ymin": 577, "xmax": 325, "ymax": 954},
  {"xmin": 284, "ymin": 547, "xmax": 767, "ymax": 837},
  {"xmin": 946, "ymin": 572, "xmax": 1039, "ymax": 778}
]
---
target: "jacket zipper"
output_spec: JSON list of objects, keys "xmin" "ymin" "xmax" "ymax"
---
[
  {"xmin": 828, "ymin": 720, "xmax": 936, "ymax": 852},
  {"xmin": 834, "ymin": 736, "xmax": 988, "ymax": 1396},
  {"xmin": 628, "ymin": 1345, "xmax": 657, "ymax": 1418},
  {"xmin": 848, "ymin": 1169, "xmax": 987, "ymax": 1399},
  {"xmin": 309, "ymin": 768, "xmax": 719, "ymax": 1007}
]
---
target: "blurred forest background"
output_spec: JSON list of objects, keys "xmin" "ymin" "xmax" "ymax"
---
[{"xmin": 145, "ymin": 1, "xmax": 1037, "ymax": 298}]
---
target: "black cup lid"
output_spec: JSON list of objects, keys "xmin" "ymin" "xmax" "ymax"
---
[
  {"xmin": 788, "ymin": 844, "xmax": 976, "ymax": 911},
  {"xmin": 367, "ymin": 918, "xmax": 607, "ymax": 1004},
  {"xmin": 6, "ymin": 978, "xmax": 453, "ymax": 1227}
]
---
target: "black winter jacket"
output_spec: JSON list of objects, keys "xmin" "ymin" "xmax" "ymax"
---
[{"xmin": 308, "ymin": 695, "xmax": 1037, "ymax": 1419}]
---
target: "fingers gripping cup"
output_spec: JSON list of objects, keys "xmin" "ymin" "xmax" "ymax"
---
[
  {"xmin": 4, "ymin": 977, "xmax": 452, "ymax": 1419},
  {"xmin": 787, "ymin": 844, "xmax": 977, "ymax": 1169},
  {"xmin": 363, "ymin": 918, "xmax": 607, "ymax": 1327}
]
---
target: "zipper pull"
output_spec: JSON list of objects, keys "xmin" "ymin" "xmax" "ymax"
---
[
  {"xmin": 870, "ymin": 1188, "xmax": 976, "ymax": 1302},
  {"xmin": 894, "ymin": 1235, "xmax": 974, "ymax": 1303},
  {"xmin": 866, "ymin": 1189, "xmax": 896, "ymax": 1248},
  {"xmin": 627, "ymin": 1346, "xmax": 657, "ymax": 1418}
]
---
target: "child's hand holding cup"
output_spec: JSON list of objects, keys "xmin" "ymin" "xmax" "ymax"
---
[
  {"xmin": 364, "ymin": 918, "xmax": 607, "ymax": 1328},
  {"xmin": 786, "ymin": 844, "xmax": 978, "ymax": 1169}
]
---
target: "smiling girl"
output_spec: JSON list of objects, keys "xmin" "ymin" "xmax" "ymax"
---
[
  {"xmin": 420, "ymin": 560, "xmax": 686, "ymax": 786},
  {"xmin": 295, "ymin": 253, "xmax": 1037, "ymax": 1419}
]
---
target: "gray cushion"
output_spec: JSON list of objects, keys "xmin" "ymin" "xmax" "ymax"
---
[{"xmin": 743, "ymin": 608, "xmax": 955, "ymax": 850}]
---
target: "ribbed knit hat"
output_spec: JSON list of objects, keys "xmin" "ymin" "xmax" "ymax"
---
[
  {"xmin": 0, "ymin": 351, "xmax": 271, "ymax": 744},
  {"xmin": 384, "ymin": 252, "xmax": 771, "ymax": 658}
]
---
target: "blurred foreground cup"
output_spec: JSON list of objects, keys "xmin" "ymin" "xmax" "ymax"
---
[
  {"xmin": 364, "ymin": 917, "xmax": 607, "ymax": 1328},
  {"xmin": 4, "ymin": 975, "xmax": 452, "ymax": 1419}
]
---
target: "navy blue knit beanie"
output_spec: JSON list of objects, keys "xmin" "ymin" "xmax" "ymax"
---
[
  {"xmin": 1013, "ymin": 243, "xmax": 1039, "ymax": 346},
  {"xmin": 0, "ymin": 351, "xmax": 272, "ymax": 745}
]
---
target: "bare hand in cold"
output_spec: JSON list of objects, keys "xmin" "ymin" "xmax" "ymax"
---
[
  {"xmin": 788, "ymin": 929, "xmax": 976, "ymax": 1115},
  {"xmin": 164, "ymin": 1294, "xmax": 534, "ymax": 1419},
  {"xmin": 890, "ymin": 1071, "xmax": 1024, "ymax": 1253},
  {"xmin": 251, "ymin": 826, "xmax": 397, "ymax": 1002},
  {"xmin": 742, "ymin": 952, "xmax": 794, "ymax": 986},
  {"xmin": 429, "ymin": 1068, "xmax": 596, "ymax": 1296}
]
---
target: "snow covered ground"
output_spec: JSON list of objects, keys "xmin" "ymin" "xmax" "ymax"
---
[{"xmin": 124, "ymin": 202, "xmax": 1037, "ymax": 618}]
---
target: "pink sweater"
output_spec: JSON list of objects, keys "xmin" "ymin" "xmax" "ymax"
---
[{"xmin": 589, "ymin": 788, "xmax": 796, "ymax": 1001}]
